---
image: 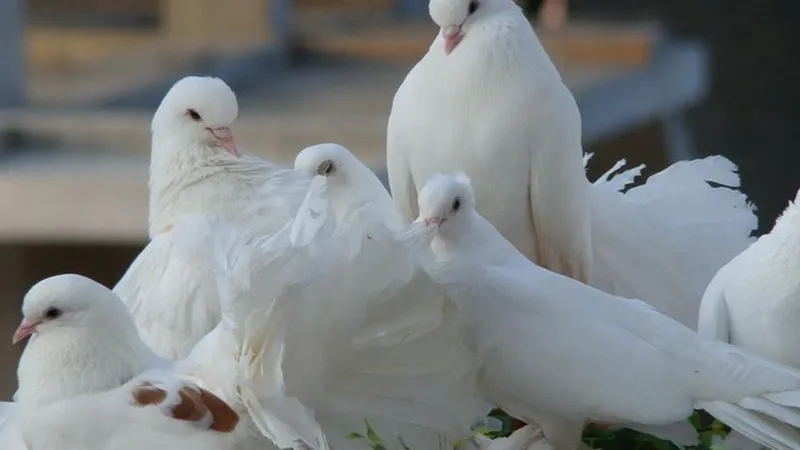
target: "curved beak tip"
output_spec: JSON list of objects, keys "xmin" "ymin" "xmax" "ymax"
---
[
  {"xmin": 12, "ymin": 321, "xmax": 37, "ymax": 345},
  {"xmin": 441, "ymin": 26, "xmax": 464, "ymax": 55},
  {"xmin": 208, "ymin": 127, "xmax": 239, "ymax": 157},
  {"xmin": 423, "ymin": 217, "xmax": 443, "ymax": 228}
]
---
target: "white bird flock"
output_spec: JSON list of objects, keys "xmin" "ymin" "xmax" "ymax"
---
[{"xmin": 2, "ymin": 1, "xmax": 800, "ymax": 450}]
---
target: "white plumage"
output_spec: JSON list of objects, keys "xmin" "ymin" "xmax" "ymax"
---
[
  {"xmin": 114, "ymin": 76, "xmax": 310, "ymax": 360},
  {"xmin": 405, "ymin": 173, "xmax": 800, "ymax": 450},
  {"xmin": 2, "ymin": 274, "xmax": 252, "ymax": 450},
  {"xmin": 0, "ymin": 402, "xmax": 25, "ymax": 450},
  {"xmin": 698, "ymin": 189, "xmax": 800, "ymax": 449},
  {"xmin": 699, "ymin": 188, "xmax": 800, "ymax": 363},
  {"xmin": 130, "ymin": 152, "xmax": 486, "ymax": 449},
  {"xmin": 111, "ymin": 77, "xmax": 484, "ymax": 449},
  {"xmin": 586, "ymin": 153, "xmax": 757, "ymax": 328},
  {"xmin": 171, "ymin": 215, "xmax": 329, "ymax": 450},
  {"xmin": 200, "ymin": 141, "xmax": 487, "ymax": 450},
  {"xmin": 387, "ymin": 0, "xmax": 756, "ymax": 332}
]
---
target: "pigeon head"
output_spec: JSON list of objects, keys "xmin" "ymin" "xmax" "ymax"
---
[
  {"xmin": 417, "ymin": 172, "xmax": 476, "ymax": 233},
  {"xmin": 151, "ymin": 76, "xmax": 239, "ymax": 158},
  {"xmin": 294, "ymin": 143, "xmax": 359, "ymax": 183},
  {"xmin": 14, "ymin": 275, "xmax": 154, "ymax": 410},
  {"xmin": 428, "ymin": 0, "xmax": 514, "ymax": 54},
  {"xmin": 14, "ymin": 274, "xmax": 136, "ymax": 345}
]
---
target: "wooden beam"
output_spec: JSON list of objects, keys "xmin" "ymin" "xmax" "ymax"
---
[
  {"xmin": 209, "ymin": 0, "xmax": 271, "ymax": 52},
  {"xmin": 160, "ymin": 0, "xmax": 213, "ymax": 54},
  {"xmin": 159, "ymin": 0, "xmax": 276, "ymax": 55}
]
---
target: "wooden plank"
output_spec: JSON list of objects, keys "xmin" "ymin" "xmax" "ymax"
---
[
  {"xmin": 28, "ymin": 0, "xmax": 158, "ymax": 21},
  {"xmin": 26, "ymin": 27, "xmax": 155, "ymax": 70},
  {"xmin": 159, "ymin": 0, "xmax": 214, "ymax": 51},
  {"xmin": 160, "ymin": 0, "xmax": 274, "ymax": 54},
  {"xmin": 0, "ymin": 162, "xmax": 149, "ymax": 243},
  {"xmin": 294, "ymin": 20, "xmax": 661, "ymax": 67},
  {"xmin": 208, "ymin": 0, "xmax": 271, "ymax": 52},
  {"xmin": 539, "ymin": 23, "xmax": 660, "ymax": 67},
  {"xmin": 294, "ymin": 0, "xmax": 393, "ymax": 13}
]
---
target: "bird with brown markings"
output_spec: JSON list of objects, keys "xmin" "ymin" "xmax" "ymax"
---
[{"xmin": 0, "ymin": 273, "xmax": 280, "ymax": 450}]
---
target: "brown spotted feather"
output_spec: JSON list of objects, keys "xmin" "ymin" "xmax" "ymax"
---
[{"xmin": 131, "ymin": 381, "xmax": 239, "ymax": 433}]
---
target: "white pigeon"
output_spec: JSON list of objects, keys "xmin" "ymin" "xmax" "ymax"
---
[
  {"xmin": 292, "ymin": 142, "xmax": 462, "ymax": 344},
  {"xmin": 698, "ymin": 188, "xmax": 800, "ymax": 450},
  {"xmin": 386, "ymin": 0, "xmax": 756, "ymax": 330},
  {"xmin": 404, "ymin": 172, "xmax": 800, "ymax": 450},
  {"xmin": 114, "ymin": 75, "xmax": 310, "ymax": 360},
  {"xmin": 265, "ymin": 142, "xmax": 491, "ymax": 449},
  {"xmin": 294, "ymin": 143, "xmax": 406, "ymax": 231},
  {"xmin": 699, "ymin": 188, "xmax": 800, "ymax": 365},
  {"xmin": 292, "ymin": 143, "xmax": 409, "ymax": 271},
  {"xmin": 1, "ymin": 274, "xmax": 245, "ymax": 450},
  {"xmin": 176, "ymin": 212, "xmax": 487, "ymax": 450}
]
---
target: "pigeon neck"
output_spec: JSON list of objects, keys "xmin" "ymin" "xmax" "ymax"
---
[
  {"xmin": 147, "ymin": 135, "xmax": 231, "ymax": 236},
  {"xmin": 450, "ymin": 9, "xmax": 561, "ymax": 84},
  {"xmin": 16, "ymin": 325, "xmax": 151, "ymax": 411},
  {"xmin": 448, "ymin": 212, "xmax": 528, "ymax": 266}
]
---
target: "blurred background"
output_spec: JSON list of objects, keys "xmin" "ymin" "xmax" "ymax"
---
[{"xmin": 0, "ymin": 0, "xmax": 797, "ymax": 399}]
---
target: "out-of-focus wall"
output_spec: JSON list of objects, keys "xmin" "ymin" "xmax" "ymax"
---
[
  {"xmin": 571, "ymin": 0, "xmax": 800, "ymax": 231},
  {"xmin": 28, "ymin": 0, "xmax": 159, "ymax": 23}
]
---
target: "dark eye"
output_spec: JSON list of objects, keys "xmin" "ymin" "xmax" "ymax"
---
[
  {"xmin": 468, "ymin": 1, "xmax": 479, "ymax": 15},
  {"xmin": 44, "ymin": 307, "xmax": 62, "ymax": 320},
  {"xmin": 318, "ymin": 160, "xmax": 335, "ymax": 176},
  {"xmin": 186, "ymin": 108, "xmax": 202, "ymax": 122},
  {"xmin": 452, "ymin": 197, "xmax": 462, "ymax": 212}
]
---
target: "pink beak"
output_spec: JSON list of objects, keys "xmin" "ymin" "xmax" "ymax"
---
[
  {"xmin": 207, "ymin": 127, "xmax": 238, "ymax": 157},
  {"xmin": 441, "ymin": 26, "xmax": 464, "ymax": 55},
  {"xmin": 424, "ymin": 216, "xmax": 443, "ymax": 228},
  {"xmin": 12, "ymin": 318, "xmax": 40, "ymax": 345}
]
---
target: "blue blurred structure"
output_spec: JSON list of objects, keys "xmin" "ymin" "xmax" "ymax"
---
[
  {"xmin": 0, "ymin": 0, "xmax": 711, "ymax": 244},
  {"xmin": 0, "ymin": 0, "xmax": 25, "ymax": 107},
  {"xmin": 395, "ymin": 0, "xmax": 428, "ymax": 18}
]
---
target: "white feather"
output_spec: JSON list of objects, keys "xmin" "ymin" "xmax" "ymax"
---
[
  {"xmin": 289, "ymin": 143, "xmax": 489, "ymax": 448},
  {"xmin": 0, "ymin": 403, "xmax": 25, "ymax": 450},
  {"xmin": 115, "ymin": 76, "xmax": 310, "ymax": 360},
  {"xmin": 588, "ymin": 155, "xmax": 756, "ymax": 329},
  {"xmin": 697, "ymin": 190, "xmax": 800, "ymax": 449},
  {"xmin": 8, "ymin": 274, "xmax": 263, "ymax": 450},
  {"xmin": 410, "ymin": 173, "xmax": 800, "ymax": 450}
]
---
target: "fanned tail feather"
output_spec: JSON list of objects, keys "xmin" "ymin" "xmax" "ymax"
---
[{"xmin": 587, "ymin": 155, "xmax": 757, "ymax": 329}]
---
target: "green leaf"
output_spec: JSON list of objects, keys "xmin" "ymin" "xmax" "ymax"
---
[
  {"xmin": 346, "ymin": 432, "xmax": 365, "ymax": 441},
  {"xmin": 364, "ymin": 419, "xmax": 382, "ymax": 445}
]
